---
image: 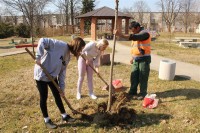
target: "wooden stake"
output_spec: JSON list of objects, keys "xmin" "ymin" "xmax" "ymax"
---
[{"xmin": 107, "ymin": 0, "xmax": 119, "ymax": 112}]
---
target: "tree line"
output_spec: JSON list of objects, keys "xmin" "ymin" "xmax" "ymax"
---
[
  {"xmin": 0, "ymin": 0, "xmax": 95, "ymax": 38},
  {"xmin": 0, "ymin": 0, "xmax": 200, "ymax": 39},
  {"xmin": 123, "ymin": 0, "xmax": 200, "ymax": 33}
]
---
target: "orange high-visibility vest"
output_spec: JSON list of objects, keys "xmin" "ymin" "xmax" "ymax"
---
[{"xmin": 130, "ymin": 31, "xmax": 151, "ymax": 58}]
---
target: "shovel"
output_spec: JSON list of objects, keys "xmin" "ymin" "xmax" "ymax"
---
[
  {"xmin": 80, "ymin": 54, "xmax": 114, "ymax": 92},
  {"xmin": 25, "ymin": 48, "xmax": 85, "ymax": 115}
]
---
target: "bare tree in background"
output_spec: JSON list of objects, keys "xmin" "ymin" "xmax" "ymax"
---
[
  {"xmin": 0, "ymin": 4, "xmax": 5, "ymax": 17},
  {"xmin": 157, "ymin": 0, "xmax": 182, "ymax": 32},
  {"xmin": 121, "ymin": 7, "xmax": 135, "ymax": 20},
  {"xmin": 178, "ymin": 0, "xmax": 197, "ymax": 33},
  {"xmin": 195, "ymin": 13, "xmax": 200, "ymax": 26},
  {"xmin": 55, "ymin": 0, "xmax": 70, "ymax": 33},
  {"xmin": 54, "ymin": 0, "xmax": 80, "ymax": 34},
  {"xmin": 193, "ymin": 0, "xmax": 200, "ymax": 30},
  {"xmin": 133, "ymin": 0, "xmax": 150, "ymax": 27},
  {"xmin": 0, "ymin": 5, "xmax": 18, "ymax": 25},
  {"xmin": 69, "ymin": 0, "xmax": 81, "ymax": 33},
  {"xmin": 4, "ymin": 7, "xmax": 18, "ymax": 25},
  {"xmin": 2, "ymin": 0, "xmax": 52, "ymax": 54}
]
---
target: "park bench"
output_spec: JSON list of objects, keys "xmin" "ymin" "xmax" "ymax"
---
[
  {"xmin": 179, "ymin": 42, "xmax": 200, "ymax": 48},
  {"xmin": 173, "ymin": 39, "xmax": 193, "ymax": 43},
  {"xmin": 175, "ymin": 37, "xmax": 200, "ymax": 42}
]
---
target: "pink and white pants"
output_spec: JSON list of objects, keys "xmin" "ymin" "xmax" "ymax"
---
[{"xmin": 77, "ymin": 56, "xmax": 94, "ymax": 95}]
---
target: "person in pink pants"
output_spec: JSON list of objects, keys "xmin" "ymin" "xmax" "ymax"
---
[{"xmin": 77, "ymin": 39, "xmax": 109, "ymax": 100}]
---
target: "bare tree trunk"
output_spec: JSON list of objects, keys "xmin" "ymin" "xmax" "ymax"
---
[
  {"xmin": 184, "ymin": 23, "xmax": 188, "ymax": 33},
  {"xmin": 65, "ymin": 0, "xmax": 69, "ymax": 33},
  {"xmin": 159, "ymin": 0, "xmax": 181, "ymax": 33},
  {"xmin": 2, "ymin": 0, "xmax": 51, "ymax": 55},
  {"xmin": 133, "ymin": 0, "xmax": 150, "ymax": 26},
  {"xmin": 30, "ymin": 0, "xmax": 35, "ymax": 55},
  {"xmin": 107, "ymin": 0, "xmax": 119, "ymax": 112},
  {"xmin": 70, "ymin": 0, "xmax": 74, "ymax": 33},
  {"xmin": 167, "ymin": 23, "xmax": 171, "ymax": 32}
]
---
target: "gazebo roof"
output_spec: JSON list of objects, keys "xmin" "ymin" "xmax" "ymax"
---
[{"xmin": 76, "ymin": 6, "xmax": 131, "ymax": 19}]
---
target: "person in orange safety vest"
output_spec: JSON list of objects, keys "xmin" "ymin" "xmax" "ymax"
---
[{"xmin": 115, "ymin": 21, "xmax": 151, "ymax": 100}]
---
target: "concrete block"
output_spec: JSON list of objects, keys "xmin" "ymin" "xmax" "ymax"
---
[{"xmin": 100, "ymin": 53, "xmax": 110, "ymax": 65}]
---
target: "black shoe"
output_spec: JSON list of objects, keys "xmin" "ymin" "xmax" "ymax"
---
[
  {"xmin": 62, "ymin": 115, "xmax": 76, "ymax": 122},
  {"xmin": 45, "ymin": 119, "xmax": 57, "ymax": 129},
  {"xmin": 133, "ymin": 95, "xmax": 138, "ymax": 100},
  {"xmin": 137, "ymin": 96, "xmax": 145, "ymax": 100},
  {"xmin": 128, "ymin": 93, "xmax": 138, "ymax": 100}
]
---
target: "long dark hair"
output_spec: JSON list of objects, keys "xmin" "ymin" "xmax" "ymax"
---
[{"xmin": 68, "ymin": 37, "xmax": 85, "ymax": 58}]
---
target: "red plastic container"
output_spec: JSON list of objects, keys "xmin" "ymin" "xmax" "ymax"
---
[{"xmin": 142, "ymin": 97, "xmax": 154, "ymax": 108}]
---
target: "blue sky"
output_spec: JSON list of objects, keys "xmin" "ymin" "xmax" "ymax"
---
[{"xmin": 95, "ymin": 0, "xmax": 159, "ymax": 12}]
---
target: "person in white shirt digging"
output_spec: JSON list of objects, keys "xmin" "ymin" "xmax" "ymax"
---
[{"xmin": 77, "ymin": 39, "xmax": 109, "ymax": 100}]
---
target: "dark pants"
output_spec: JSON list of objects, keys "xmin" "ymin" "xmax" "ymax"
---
[
  {"xmin": 129, "ymin": 56, "xmax": 151, "ymax": 97},
  {"xmin": 36, "ymin": 79, "xmax": 66, "ymax": 118}
]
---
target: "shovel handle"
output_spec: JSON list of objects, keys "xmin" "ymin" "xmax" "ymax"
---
[
  {"xmin": 80, "ymin": 54, "xmax": 109, "ymax": 86},
  {"xmin": 25, "ymin": 48, "xmax": 77, "ymax": 113}
]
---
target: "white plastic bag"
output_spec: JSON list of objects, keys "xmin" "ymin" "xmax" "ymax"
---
[{"xmin": 142, "ymin": 94, "xmax": 159, "ymax": 109}]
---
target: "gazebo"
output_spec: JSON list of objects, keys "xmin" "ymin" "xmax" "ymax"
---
[{"xmin": 75, "ymin": 6, "xmax": 132, "ymax": 40}]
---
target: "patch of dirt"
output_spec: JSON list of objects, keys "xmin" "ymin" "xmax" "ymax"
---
[{"xmin": 75, "ymin": 92, "xmax": 137, "ymax": 126}]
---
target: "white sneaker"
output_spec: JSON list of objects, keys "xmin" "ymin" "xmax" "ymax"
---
[
  {"xmin": 76, "ymin": 93, "xmax": 81, "ymax": 100},
  {"xmin": 90, "ymin": 94, "xmax": 97, "ymax": 99}
]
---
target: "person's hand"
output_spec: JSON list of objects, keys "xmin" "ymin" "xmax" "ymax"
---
[
  {"xmin": 35, "ymin": 59, "xmax": 41, "ymax": 65},
  {"xmin": 86, "ymin": 60, "xmax": 89, "ymax": 65},
  {"xmin": 113, "ymin": 29, "xmax": 119, "ymax": 36},
  {"xmin": 130, "ymin": 58, "xmax": 133, "ymax": 64},
  {"xmin": 60, "ymin": 91, "xmax": 65, "ymax": 98},
  {"xmin": 95, "ymin": 67, "xmax": 99, "ymax": 73}
]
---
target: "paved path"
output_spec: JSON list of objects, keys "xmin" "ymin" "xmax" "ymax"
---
[
  {"xmin": 106, "ymin": 40, "xmax": 200, "ymax": 82},
  {"xmin": 0, "ymin": 50, "xmax": 26, "ymax": 57}
]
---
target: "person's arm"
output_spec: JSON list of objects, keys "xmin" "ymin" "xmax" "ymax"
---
[
  {"xmin": 114, "ymin": 29, "xmax": 130, "ymax": 39},
  {"xmin": 35, "ymin": 38, "xmax": 44, "ymax": 62},
  {"xmin": 35, "ymin": 38, "xmax": 47, "ymax": 65},
  {"xmin": 82, "ymin": 41, "xmax": 95, "ymax": 54},
  {"xmin": 81, "ymin": 41, "xmax": 96, "ymax": 63},
  {"xmin": 93, "ymin": 52, "xmax": 101, "ymax": 71},
  {"xmin": 119, "ymin": 33, "xmax": 130, "ymax": 39},
  {"xmin": 58, "ymin": 52, "xmax": 70, "ymax": 92},
  {"xmin": 35, "ymin": 38, "xmax": 53, "ymax": 63},
  {"xmin": 129, "ymin": 32, "xmax": 149, "ymax": 41},
  {"xmin": 58, "ymin": 66, "xmax": 67, "ymax": 92}
]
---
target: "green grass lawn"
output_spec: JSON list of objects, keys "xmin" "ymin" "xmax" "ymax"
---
[{"xmin": 0, "ymin": 53, "xmax": 200, "ymax": 132}]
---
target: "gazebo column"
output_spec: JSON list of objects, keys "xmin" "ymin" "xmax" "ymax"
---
[
  {"xmin": 125, "ymin": 18, "xmax": 129, "ymax": 34},
  {"xmin": 111, "ymin": 18, "xmax": 114, "ymax": 34},
  {"xmin": 91, "ymin": 17, "xmax": 97, "ymax": 40},
  {"xmin": 117, "ymin": 17, "xmax": 122, "ymax": 39},
  {"xmin": 80, "ymin": 18, "xmax": 84, "ymax": 38}
]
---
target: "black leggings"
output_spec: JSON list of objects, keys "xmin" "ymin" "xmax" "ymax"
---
[{"xmin": 36, "ymin": 79, "xmax": 66, "ymax": 118}]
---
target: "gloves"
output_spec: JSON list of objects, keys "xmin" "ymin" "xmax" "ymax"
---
[{"xmin": 139, "ymin": 48, "xmax": 145, "ymax": 55}]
